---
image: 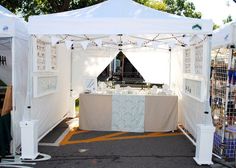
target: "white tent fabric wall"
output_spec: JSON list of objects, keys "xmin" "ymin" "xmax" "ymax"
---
[
  {"xmin": 0, "ymin": 5, "xmax": 29, "ymax": 154},
  {"xmin": 72, "ymin": 47, "xmax": 119, "ymax": 95},
  {"xmin": 212, "ymin": 21, "xmax": 236, "ymax": 49},
  {"xmin": 170, "ymin": 47, "xmax": 184, "ymax": 124},
  {"xmin": 172, "ymin": 39, "xmax": 213, "ymax": 138},
  {"xmin": 12, "ymin": 37, "xmax": 28, "ymax": 151},
  {"xmin": 31, "ymin": 42, "xmax": 71, "ymax": 139},
  {"xmin": 123, "ymin": 48, "xmax": 170, "ymax": 84}
]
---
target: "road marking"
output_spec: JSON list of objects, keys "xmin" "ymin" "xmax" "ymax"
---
[
  {"xmin": 60, "ymin": 130, "xmax": 183, "ymax": 146},
  {"xmin": 60, "ymin": 130, "xmax": 90, "ymax": 145}
]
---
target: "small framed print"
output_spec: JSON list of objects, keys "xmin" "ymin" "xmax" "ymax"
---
[{"xmin": 83, "ymin": 78, "xmax": 97, "ymax": 93}]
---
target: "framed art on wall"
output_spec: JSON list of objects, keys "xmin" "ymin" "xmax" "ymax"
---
[{"xmin": 33, "ymin": 75, "xmax": 58, "ymax": 97}]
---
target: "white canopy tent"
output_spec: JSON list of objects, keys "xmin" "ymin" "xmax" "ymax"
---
[
  {"xmin": 27, "ymin": 0, "xmax": 214, "ymax": 144},
  {"xmin": 0, "ymin": 5, "xmax": 28, "ymax": 154},
  {"xmin": 212, "ymin": 21, "xmax": 236, "ymax": 49}
]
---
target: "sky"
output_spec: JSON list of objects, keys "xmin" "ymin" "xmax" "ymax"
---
[{"xmin": 188, "ymin": 0, "xmax": 236, "ymax": 26}]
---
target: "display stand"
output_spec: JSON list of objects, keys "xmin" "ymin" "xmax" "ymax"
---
[
  {"xmin": 194, "ymin": 124, "xmax": 215, "ymax": 165},
  {"xmin": 20, "ymin": 120, "xmax": 39, "ymax": 160}
]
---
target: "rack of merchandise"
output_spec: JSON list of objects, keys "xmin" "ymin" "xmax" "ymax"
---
[{"xmin": 211, "ymin": 46, "xmax": 236, "ymax": 159}]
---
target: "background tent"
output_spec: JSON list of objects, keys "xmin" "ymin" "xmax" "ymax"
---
[
  {"xmin": 211, "ymin": 21, "xmax": 236, "ymax": 158},
  {"xmin": 28, "ymin": 0, "xmax": 213, "ymax": 141},
  {"xmin": 212, "ymin": 21, "xmax": 236, "ymax": 49},
  {"xmin": 0, "ymin": 5, "xmax": 28, "ymax": 155}
]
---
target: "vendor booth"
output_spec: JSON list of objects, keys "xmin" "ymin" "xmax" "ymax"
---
[
  {"xmin": 27, "ymin": 0, "xmax": 214, "ymax": 163},
  {"xmin": 211, "ymin": 21, "xmax": 236, "ymax": 159},
  {"xmin": 0, "ymin": 5, "xmax": 28, "ymax": 156}
]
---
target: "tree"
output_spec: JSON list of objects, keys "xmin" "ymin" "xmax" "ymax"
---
[
  {"xmin": 223, "ymin": 15, "xmax": 233, "ymax": 24},
  {"xmin": 1, "ymin": 0, "xmax": 201, "ymax": 20},
  {"xmin": 18, "ymin": 0, "xmax": 105, "ymax": 20},
  {"xmin": 137, "ymin": 0, "xmax": 201, "ymax": 18},
  {"xmin": 213, "ymin": 24, "xmax": 220, "ymax": 30},
  {"xmin": 163, "ymin": 0, "xmax": 201, "ymax": 18},
  {"xmin": 0, "ymin": 0, "xmax": 22, "ymax": 13},
  {"xmin": 142, "ymin": 0, "xmax": 167, "ymax": 11}
]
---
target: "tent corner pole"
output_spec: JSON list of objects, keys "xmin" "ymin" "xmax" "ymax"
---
[
  {"xmin": 205, "ymin": 34, "xmax": 213, "ymax": 113},
  {"xmin": 169, "ymin": 47, "xmax": 172, "ymax": 87},
  {"xmin": 11, "ymin": 36, "xmax": 17, "ymax": 157}
]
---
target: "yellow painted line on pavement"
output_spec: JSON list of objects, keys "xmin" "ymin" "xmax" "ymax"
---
[
  {"xmin": 84, "ymin": 132, "xmax": 127, "ymax": 142},
  {"xmin": 61, "ymin": 131, "xmax": 183, "ymax": 145},
  {"xmin": 60, "ymin": 130, "xmax": 90, "ymax": 145}
]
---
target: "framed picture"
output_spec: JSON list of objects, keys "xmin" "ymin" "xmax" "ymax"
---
[
  {"xmin": 33, "ymin": 38, "xmax": 58, "ymax": 72},
  {"xmin": 184, "ymin": 78, "xmax": 204, "ymax": 101},
  {"xmin": 34, "ymin": 39, "xmax": 47, "ymax": 72},
  {"xmin": 33, "ymin": 74, "xmax": 58, "ymax": 97},
  {"xmin": 83, "ymin": 78, "xmax": 97, "ymax": 93}
]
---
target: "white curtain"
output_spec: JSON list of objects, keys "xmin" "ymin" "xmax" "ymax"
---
[
  {"xmin": 72, "ymin": 46, "xmax": 119, "ymax": 95},
  {"xmin": 123, "ymin": 48, "xmax": 170, "ymax": 84},
  {"xmin": 12, "ymin": 37, "xmax": 28, "ymax": 149}
]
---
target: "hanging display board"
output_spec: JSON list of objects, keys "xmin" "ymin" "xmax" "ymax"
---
[
  {"xmin": 33, "ymin": 38, "xmax": 58, "ymax": 97},
  {"xmin": 194, "ymin": 45, "xmax": 203, "ymax": 74},
  {"xmin": 35, "ymin": 39, "xmax": 47, "ymax": 71},
  {"xmin": 33, "ymin": 75, "xmax": 57, "ymax": 97},
  {"xmin": 183, "ymin": 43, "xmax": 206, "ymax": 101},
  {"xmin": 184, "ymin": 78, "xmax": 203, "ymax": 101},
  {"xmin": 184, "ymin": 49, "xmax": 191, "ymax": 73},
  {"xmin": 34, "ymin": 39, "xmax": 57, "ymax": 72}
]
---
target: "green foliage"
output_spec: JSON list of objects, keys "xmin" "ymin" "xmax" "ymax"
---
[
  {"xmin": 223, "ymin": 15, "xmax": 233, "ymax": 24},
  {"xmin": 2, "ymin": 0, "xmax": 105, "ymax": 20},
  {"xmin": 144, "ymin": 0, "xmax": 167, "ymax": 11},
  {"xmin": 163, "ymin": 0, "xmax": 201, "ymax": 18},
  {"xmin": 137, "ymin": 0, "xmax": 201, "ymax": 18},
  {"xmin": 0, "ymin": 0, "xmax": 22, "ymax": 13},
  {"xmin": 1, "ymin": 0, "xmax": 201, "ymax": 20},
  {"xmin": 135, "ymin": 0, "xmax": 149, "ymax": 4},
  {"xmin": 213, "ymin": 24, "xmax": 220, "ymax": 30}
]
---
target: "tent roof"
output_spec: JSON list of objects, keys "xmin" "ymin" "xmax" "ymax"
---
[
  {"xmin": 0, "ymin": 5, "xmax": 28, "ymax": 39},
  {"xmin": 212, "ymin": 21, "xmax": 236, "ymax": 49},
  {"xmin": 29, "ymin": 0, "xmax": 213, "ymax": 35},
  {"xmin": 0, "ymin": 5, "xmax": 14, "ymax": 16}
]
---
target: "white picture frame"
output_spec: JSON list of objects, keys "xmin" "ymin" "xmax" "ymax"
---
[
  {"xmin": 183, "ymin": 78, "xmax": 204, "ymax": 102},
  {"xmin": 33, "ymin": 38, "xmax": 58, "ymax": 72},
  {"xmin": 33, "ymin": 74, "xmax": 58, "ymax": 97},
  {"xmin": 83, "ymin": 78, "xmax": 97, "ymax": 93}
]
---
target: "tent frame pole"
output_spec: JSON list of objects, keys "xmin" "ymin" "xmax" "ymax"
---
[
  {"xmin": 11, "ymin": 36, "xmax": 16, "ymax": 157},
  {"xmin": 169, "ymin": 48, "xmax": 172, "ymax": 86}
]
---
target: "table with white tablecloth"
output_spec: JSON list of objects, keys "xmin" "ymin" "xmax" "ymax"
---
[{"xmin": 79, "ymin": 93, "xmax": 178, "ymax": 132}]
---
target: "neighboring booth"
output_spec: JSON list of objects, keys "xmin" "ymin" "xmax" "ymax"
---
[
  {"xmin": 27, "ymin": 0, "xmax": 214, "ymax": 160},
  {"xmin": 0, "ymin": 5, "xmax": 28, "ymax": 156},
  {"xmin": 211, "ymin": 21, "xmax": 236, "ymax": 159}
]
